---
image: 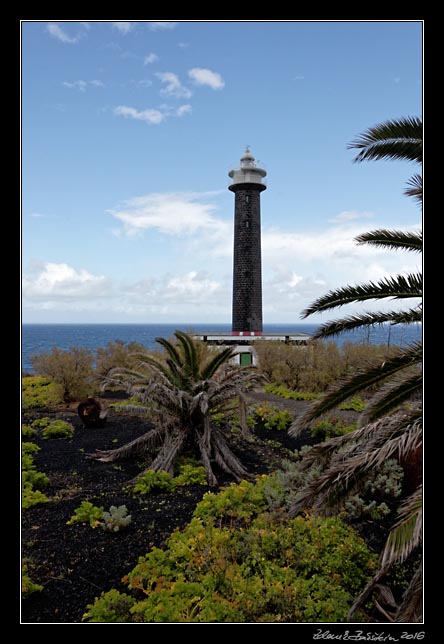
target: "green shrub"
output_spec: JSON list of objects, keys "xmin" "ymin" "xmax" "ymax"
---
[
  {"xmin": 101, "ymin": 505, "xmax": 132, "ymax": 532},
  {"xmin": 22, "ymin": 441, "xmax": 40, "ymax": 455},
  {"xmin": 264, "ymin": 384, "xmax": 321, "ymax": 400},
  {"xmin": 83, "ymin": 589, "xmax": 135, "ymax": 622},
  {"xmin": 22, "ymin": 486, "xmax": 50, "ymax": 509},
  {"xmin": 174, "ymin": 463, "xmax": 207, "ymax": 486},
  {"xmin": 22, "ymin": 563, "xmax": 43, "ymax": 598},
  {"xmin": 255, "ymin": 403, "xmax": 293, "ymax": 431},
  {"xmin": 22, "ymin": 424, "xmax": 37, "ymax": 438},
  {"xmin": 85, "ymin": 477, "xmax": 376, "ymax": 623},
  {"xmin": 67, "ymin": 501, "xmax": 104, "ymax": 528},
  {"xmin": 194, "ymin": 477, "xmax": 270, "ymax": 524},
  {"xmin": 311, "ymin": 417, "xmax": 357, "ymax": 441},
  {"xmin": 342, "ymin": 460, "xmax": 403, "ymax": 521},
  {"xmin": 31, "ymin": 346, "xmax": 95, "ymax": 402},
  {"xmin": 133, "ymin": 470, "xmax": 175, "ymax": 495},
  {"xmin": 42, "ymin": 420, "xmax": 75, "ymax": 440},
  {"xmin": 22, "ymin": 442, "xmax": 50, "ymax": 509},
  {"xmin": 264, "ymin": 453, "xmax": 404, "ymax": 523},
  {"xmin": 31, "ymin": 417, "xmax": 52, "ymax": 428},
  {"xmin": 339, "ymin": 397, "xmax": 366, "ymax": 412},
  {"xmin": 22, "ymin": 376, "xmax": 63, "ymax": 410},
  {"xmin": 256, "ymin": 340, "xmax": 395, "ymax": 393}
]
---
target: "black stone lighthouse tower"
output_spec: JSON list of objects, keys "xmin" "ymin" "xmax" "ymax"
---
[{"xmin": 229, "ymin": 147, "xmax": 266, "ymax": 334}]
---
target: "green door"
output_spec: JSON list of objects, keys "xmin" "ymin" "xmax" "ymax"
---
[{"xmin": 240, "ymin": 352, "xmax": 253, "ymax": 366}]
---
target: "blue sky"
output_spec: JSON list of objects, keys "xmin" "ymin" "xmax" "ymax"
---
[{"xmin": 22, "ymin": 20, "xmax": 422, "ymax": 324}]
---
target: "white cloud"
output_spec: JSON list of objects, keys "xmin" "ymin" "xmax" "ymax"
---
[
  {"xmin": 294, "ymin": 74, "xmax": 305, "ymax": 80},
  {"xmin": 108, "ymin": 192, "xmax": 227, "ymax": 237},
  {"xmin": 63, "ymin": 80, "xmax": 88, "ymax": 92},
  {"xmin": 114, "ymin": 105, "xmax": 165, "ymax": 125},
  {"xmin": 176, "ymin": 104, "xmax": 192, "ymax": 117},
  {"xmin": 63, "ymin": 80, "xmax": 105, "ymax": 92},
  {"xmin": 188, "ymin": 67, "xmax": 225, "ymax": 90},
  {"xmin": 147, "ymin": 22, "xmax": 178, "ymax": 31},
  {"xmin": 328, "ymin": 210, "xmax": 374, "ymax": 224},
  {"xmin": 178, "ymin": 42, "xmax": 189, "ymax": 48},
  {"xmin": 46, "ymin": 22, "xmax": 89, "ymax": 44},
  {"xmin": 112, "ymin": 22, "xmax": 135, "ymax": 34},
  {"xmin": 164, "ymin": 271, "xmax": 221, "ymax": 303},
  {"xmin": 156, "ymin": 72, "xmax": 192, "ymax": 98},
  {"xmin": 144, "ymin": 53, "xmax": 159, "ymax": 65},
  {"xmin": 29, "ymin": 212, "xmax": 48, "ymax": 219},
  {"xmin": 23, "ymin": 262, "xmax": 110, "ymax": 301},
  {"xmin": 129, "ymin": 79, "xmax": 153, "ymax": 88}
]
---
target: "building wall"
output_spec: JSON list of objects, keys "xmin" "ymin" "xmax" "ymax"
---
[{"xmin": 232, "ymin": 186, "xmax": 263, "ymax": 332}]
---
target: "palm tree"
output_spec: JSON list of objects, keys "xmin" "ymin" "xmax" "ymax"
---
[
  {"xmin": 89, "ymin": 331, "xmax": 262, "ymax": 486},
  {"xmin": 288, "ymin": 116, "xmax": 423, "ymax": 622}
]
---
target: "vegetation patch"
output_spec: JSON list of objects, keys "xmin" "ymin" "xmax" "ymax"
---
[
  {"xmin": 84, "ymin": 476, "xmax": 376, "ymax": 623},
  {"xmin": 310, "ymin": 417, "xmax": 357, "ymax": 441},
  {"xmin": 254, "ymin": 403, "xmax": 293, "ymax": 431},
  {"xmin": 264, "ymin": 384, "xmax": 321, "ymax": 400},
  {"xmin": 133, "ymin": 470, "xmax": 175, "ymax": 495},
  {"xmin": 22, "ymin": 376, "xmax": 63, "ymax": 409},
  {"xmin": 41, "ymin": 419, "xmax": 75, "ymax": 440},
  {"xmin": 22, "ymin": 442, "xmax": 50, "ymax": 509},
  {"xmin": 339, "ymin": 396, "xmax": 366, "ymax": 412},
  {"xmin": 66, "ymin": 501, "xmax": 104, "ymax": 528}
]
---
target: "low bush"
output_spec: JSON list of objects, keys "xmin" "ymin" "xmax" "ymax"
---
[
  {"xmin": 83, "ymin": 589, "xmax": 135, "ymax": 622},
  {"xmin": 22, "ymin": 424, "xmax": 37, "ymax": 438},
  {"xmin": 42, "ymin": 419, "xmax": 75, "ymax": 440},
  {"xmin": 67, "ymin": 501, "xmax": 104, "ymax": 528},
  {"xmin": 84, "ymin": 476, "xmax": 376, "ymax": 623},
  {"xmin": 22, "ymin": 376, "xmax": 63, "ymax": 410},
  {"xmin": 22, "ymin": 442, "xmax": 50, "ymax": 509},
  {"xmin": 254, "ymin": 403, "xmax": 293, "ymax": 431},
  {"xmin": 263, "ymin": 453, "xmax": 404, "ymax": 523},
  {"xmin": 264, "ymin": 384, "xmax": 321, "ymax": 400},
  {"xmin": 174, "ymin": 463, "xmax": 207, "ymax": 486},
  {"xmin": 101, "ymin": 505, "xmax": 132, "ymax": 532},
  {"xmin": 22, "ymin": 563, "xmax": 43, "ymax": 598},
  {"xmin": 256, "ymin": 340, "xmax": 395, "ymax": 393},
  {"xmin": 339, "ymin": 397, "xmax": 366, "ymax": 412},
  {"xmin": 310, "ymin": 417, "xmax": 357, "ymax": 441},
  {"xmin": 133, "ymin": 470, "xmax": 175, "ymax": 495},
  {"xmin": 31, "ymin": 346, "xmax": 95, "ymax": 402}
]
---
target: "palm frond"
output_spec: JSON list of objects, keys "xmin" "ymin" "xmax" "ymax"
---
[
  {"xmin": 361, "ymin": 368, "xmax": 422, "ymax": 423},
  {"xmin": 296, "ymin": 408, "xmax": 422, "ymax": 473},
  {"xmin": 381, "ymin": 486, "xmax": 422, "ymax": 568},
  {"xmin": 201, "ymin": 346, "xmax": 236, "ymax": 380},
  {"xmin": 348, "ymin": 116, "xmax": 422, "ymax": 163},
  {"xmin": 290, "ymin": 414, "xmax": 422, "ymax": 517},
  {"xmin": 174, "ymin": 330, "xmax": 199, "ymax": 379},
  {"xmin": 354, "ymin": 229, "xmax": 422, "ymax": 253},
  {"xmin": 212, "ymin": 428, "xmax": 251, "ymax": 480},
  {"xmin": 289, "ymin": 343, "xmax": 422, "ymax": 433},
  {"xmin": 312, "ymin": 308, "xmax": 422, "ymax": 340},
  {"xmin": 301, "ymin": 273, "xmax": 422, "ymax": 318},
  {"xmin": 404, "ymin": 174, "xmax": 423, "ymax": 205},
  {"xmin": 88, "ymin": 426, "xmax": 166, "ymax": 462},
  {"xmin": 154, "ymin": 337, "xmax": 182, "ymax": 367},
  {"xmin": 149, "ymin": 428, "xmax": 188, "ymax": 476},
  {"xmin": 395, "ymin": 562, "xmax": 423, "ymax": 622}
]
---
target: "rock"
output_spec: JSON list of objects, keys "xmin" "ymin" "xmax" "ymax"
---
[{"xmin": 77, "ymin": 397, "xmax": 108, "ymax": 428}]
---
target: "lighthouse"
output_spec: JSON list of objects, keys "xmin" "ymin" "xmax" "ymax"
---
[{"xmin": 229, "ymin": 147, "xmax": 266, "ymax": 334}]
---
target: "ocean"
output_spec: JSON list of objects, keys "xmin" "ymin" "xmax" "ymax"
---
[{"xmin": 21, "ymin": 323, "xmax": 422, "ymax": 374}]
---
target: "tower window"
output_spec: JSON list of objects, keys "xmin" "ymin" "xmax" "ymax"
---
[{"xmin": 245, "ymin": 195, "xmax": 249, "ymax": 203}]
